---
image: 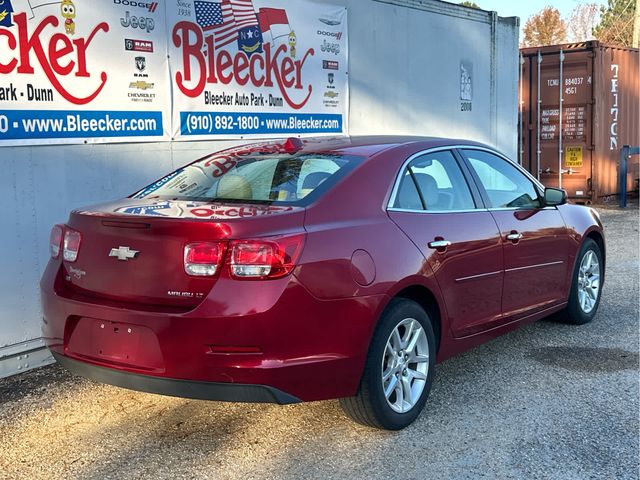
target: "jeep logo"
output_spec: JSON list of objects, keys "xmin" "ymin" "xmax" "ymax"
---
[{"xmin": 121, "ymin": 11, "xmax": 155, "ymax": 32}]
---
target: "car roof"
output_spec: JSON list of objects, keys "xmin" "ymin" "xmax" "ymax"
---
[{"xmin": 297, "ymin": 135, "xmax": 493, "ymax": 157}]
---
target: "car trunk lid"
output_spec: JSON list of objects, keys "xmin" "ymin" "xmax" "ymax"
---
[{"xmin": 62, "ymin": 198, "xmax": 305, "ymax": 308}]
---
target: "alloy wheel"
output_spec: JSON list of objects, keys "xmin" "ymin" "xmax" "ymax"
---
[
  {"xmin": 577, "ymin": 250, "xmax": 601, "ymax": 314},
  {"xmin": 381, "ymin": 318, "xmax": 429, "ymax": 413}
]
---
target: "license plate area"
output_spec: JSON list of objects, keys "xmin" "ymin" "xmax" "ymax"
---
[{"xmin": 66, "ymin": 317, "xmax": 164, "ymax": 372}]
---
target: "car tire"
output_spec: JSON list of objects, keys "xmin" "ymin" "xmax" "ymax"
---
[
  {"xmin": 555, "ymin": 238, "xmax": 604, "ymax": 325},
  {"xmin": 339, "ymin": 298, "xmax": 436, "ymax": 430}
]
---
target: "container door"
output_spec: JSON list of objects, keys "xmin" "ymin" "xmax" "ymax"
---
[{"xmin": 521, "ymin": 48, "xmax": 595, "ymax": 203}]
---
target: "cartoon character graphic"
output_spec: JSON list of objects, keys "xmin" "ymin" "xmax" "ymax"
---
[
  {"xmin": 60, "ymin": 0, "xmax": 76, "ymax": 35},
  {"xmin": 0, "ymin": 0, "xmax": 14, "ymax": 27},
  {"xmin": 288, "ymin": 30, "xmax": 297, "ymax": 59}
]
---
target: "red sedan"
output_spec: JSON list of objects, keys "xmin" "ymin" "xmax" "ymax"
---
[{"xmin": 41, "ymin": 137, "xmax": 605, "ymax": 430}]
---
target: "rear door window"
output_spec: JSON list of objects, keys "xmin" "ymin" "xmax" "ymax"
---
[{"xmin": 393, "ymin": 151, "xmax": 476, "ymax": 211}]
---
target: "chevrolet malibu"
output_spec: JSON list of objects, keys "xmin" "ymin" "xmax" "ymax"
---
[{"xmin": 41, "ymin": 137, "xmax": 605, "ymax": 430}]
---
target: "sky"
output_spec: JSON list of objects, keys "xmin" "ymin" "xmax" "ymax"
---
[{"xmin": 470, "ymin": 0, "xmax": 608, "ymax": 31}]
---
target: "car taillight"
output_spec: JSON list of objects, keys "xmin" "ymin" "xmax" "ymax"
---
[
  {"xmin": 63, "ymin": 229, "xmax": 82, "ymax": 262},
  {"xmin": 49, "ymin": 225, "xmax": 63, "ymax": 259},
  {"xmin": 230, "ymin": 233, "xmax": 305, "ymax": 279},
  {"xmin": 184, "ymin": 242, "xmax": 226, "ymax": 277}
]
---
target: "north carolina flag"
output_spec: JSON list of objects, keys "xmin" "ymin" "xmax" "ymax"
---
[
  {"xmin": 231, "ymin": 0, "xmax": 262, "ymax": 56},
  {"xmin": 0, "ymin": 0, "xmax": 13, "ymax": 27}
]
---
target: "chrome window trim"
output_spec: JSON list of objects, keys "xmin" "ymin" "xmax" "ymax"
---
[
  {"xmin": 388, "ymin": 207, "xmax": 485, "ymax": 214},
  {"xmin": 386, "ymin": 145, "xmax": 547, "ymax": 213},
  {"xmin": 487, "ymin": 206, "xmax": 557, "ymax": 212},
  {"xmin": 387, "ymin": 146, "xmax": 479, "ymax": 213}
]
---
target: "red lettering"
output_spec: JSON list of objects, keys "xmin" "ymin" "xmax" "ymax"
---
[
  {"xmin": 249, "ymin": 53, "xmax": 265, "ymax": 86},
  {"xmin": 295, "ymin": 49, "xmax": 314, "ymax": 90},
  {"xmin": 49, "ymin": 34, "xmax": 74, "ymax": 76},
  {"xmin": 234, "ymin": 52, "xmax": 249, "ymax": 86},
  {"xmin": 15, "ymin": 13, "xmax": 55, "ymax": 74},
  {"xmin": 281, "ymin": 57, "xmax": 295, "ymax": 89},
  {"xmin": 0, "ymin": 29, "xmax": 17, "ymax": 74},
  {"xmin": 73, "ymin": 23, "xmax": 107, "ymax": 78},
  {"xmin": 268, "ymin": 45, "xmax": 313, "ymax": 110},
  {"xmin": 5, "ymin": 13, "xmax": 109, "ymax": 105},
  {"xmin": 211, "ymin": 157, "xmax": 237, "ymax": 177},
  {"xmin": 191, "ymin": 208, "xmax": 214, "ymax": 218},
  {"xmin": 205, "ymin": 35, "xmax": 216, "ymax": 83},
  {"xmin": 173, "ymin": 21, "xmax": 206, "ymax": 97},
  {"xmin": 204, "ymin": 155, "xmax": 232, "ymax": 167},
  {"xmin": 216, "ymin": 50, "xmax": 233, "ymax": 84}
]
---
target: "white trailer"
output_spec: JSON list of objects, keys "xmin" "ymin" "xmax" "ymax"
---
[{"xmin": 0, "ymin": 0, "xmax": 518, "ymax": 377}]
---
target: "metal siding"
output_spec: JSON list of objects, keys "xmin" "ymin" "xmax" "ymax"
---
[{"xmin": 0, "ymin": 0, "xmax": 518, "ymax": 375}]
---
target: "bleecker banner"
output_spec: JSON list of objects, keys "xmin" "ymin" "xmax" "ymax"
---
[
  {"xmin": 0, "ymin": 0, "xmax": 170, "ymax": 145},
  {"xmin": 167, "ymin": 0, "xmax": 348, "ymax": 140}
]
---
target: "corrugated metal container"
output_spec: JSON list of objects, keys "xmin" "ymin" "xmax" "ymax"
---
[
  {"xmin": 0, "ymin": 0, "xmax": 519, "ymax": 377},
  {"xmin": 519, "ymin": 41, "xmax": 640, "ymax": 203}
]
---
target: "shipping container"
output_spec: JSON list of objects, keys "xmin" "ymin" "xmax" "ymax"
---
[
  {"xmin": 0, "ymin": 0, "xmax": 519, "ymax": 377},
  {"xmin": 519, "ymin": 41, "xmax": 640, "ymax": 204}
]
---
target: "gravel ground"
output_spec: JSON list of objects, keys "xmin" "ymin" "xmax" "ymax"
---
[{"xmin": 0, "ymin": 207, "xmax": 638, "ymax": 480}]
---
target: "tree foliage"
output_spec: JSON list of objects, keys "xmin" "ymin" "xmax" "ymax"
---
[
  {"xmin": 522, "ymin": 7, "xmax": 568, "ymax": 47},
  {"xmin": 459, "ymin": 1, "xmax": 481, "ymax": 8},
  {"xmin": 568, "ymin": 3, "xmax": 600, "ymax": 42},
  {"xmin": 593, "ymin": 0, "xmax": 636, "ymax": 46}
]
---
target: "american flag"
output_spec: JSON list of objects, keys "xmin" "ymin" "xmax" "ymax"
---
[{"xmin": 194, "ymin": 0, "xmax": 259, "ymax": 50}]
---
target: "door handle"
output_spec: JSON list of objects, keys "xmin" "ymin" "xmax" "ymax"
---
[
  {"xmin": 428, "ymin": 240, "xmax": 452, "ymax": 249},
  {"xmin": 506, "ymin": 232, "xmax": 523, "ymax": 242}
]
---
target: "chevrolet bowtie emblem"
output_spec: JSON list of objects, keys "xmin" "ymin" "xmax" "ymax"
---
[{"xmin": 109, "ymin": 246, "xmax": 140, "ymax": 261}]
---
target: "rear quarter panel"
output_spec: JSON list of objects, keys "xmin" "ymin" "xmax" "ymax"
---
[{"xmin": 295, "ymin": 144, "xmax": 450, "ymax": 356}]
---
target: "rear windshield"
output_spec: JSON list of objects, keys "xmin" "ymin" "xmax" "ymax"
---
[{"xmin": 133, "ymin": 151, "xmax": 362, "ymax": 206}]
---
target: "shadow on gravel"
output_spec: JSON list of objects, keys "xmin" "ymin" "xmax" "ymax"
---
[
  {"xmin": 0, "ymin": 364, "xmax": 80, "ymax": 405},
  {"xmin": 529, "ymin": 346, "xmax": 639, "ymax": 373}
]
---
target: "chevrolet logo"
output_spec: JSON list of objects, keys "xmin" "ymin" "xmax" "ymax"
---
[
  {"xmin": 109, "ymin": 246, "xmax": 140, "ymax": 261},
  {"xmin": 129, "ymin": 81, "xmax": 154, "ymax": 90}
]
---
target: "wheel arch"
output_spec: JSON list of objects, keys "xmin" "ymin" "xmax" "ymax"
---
[
  {"xmin": 389, "ymin": 284, "xmax": 443, "ymax": 353},
  {"xmin": 583, "ymin": 227, "xmax": 606, "ymax": 283}
]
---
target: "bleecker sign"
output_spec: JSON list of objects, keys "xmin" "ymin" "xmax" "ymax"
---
[
  {"xmin": 0, "ymin": 1, "xmax": 171, "ymax": 145},
  {"xmin": 167, "ymin": 0, "xmax": 348, "ymax": 140},
  {"xmin": 565, "ymin": 146, "xmax": 583, "ymax": 168}
]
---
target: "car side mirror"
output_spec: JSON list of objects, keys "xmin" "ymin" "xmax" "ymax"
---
[{"xmin": 544, "ymin": 187, "xmax": 567, "ymax": 206}]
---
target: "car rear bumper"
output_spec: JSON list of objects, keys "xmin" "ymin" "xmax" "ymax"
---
[
  {"xmin": 53, "ymin": 352, "xmax": 301, "ymax": 404},
  {"xmin": 41, "ymin": 261, "xmax": 386, "ymax": 402}
]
